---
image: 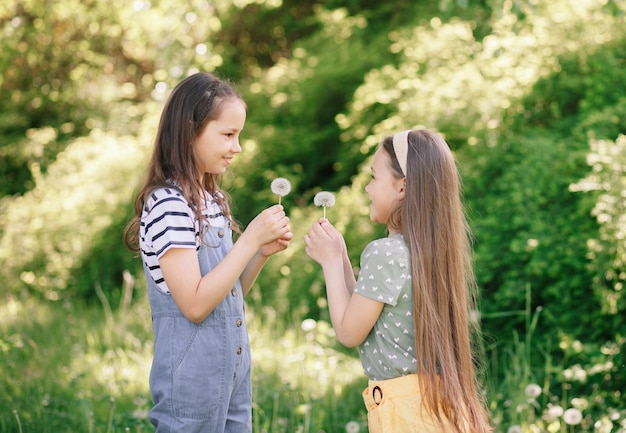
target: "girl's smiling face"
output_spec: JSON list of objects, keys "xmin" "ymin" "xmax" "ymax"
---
[
  {"xmin": 365, "ymin": 147, "xmax": 405, "ymax": 229},
  {"xmin": 193, "ymin": 98, "xmax": 246, "ymax": 179}
]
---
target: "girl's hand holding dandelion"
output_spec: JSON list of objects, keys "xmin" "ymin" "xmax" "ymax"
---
[
  {"xmin": 304, "ymin": 217, "xmax": 345, "ymax": 271},
  {"xmin": 245, "ymin": 205, "xmax": 293, "ymax": 257}
]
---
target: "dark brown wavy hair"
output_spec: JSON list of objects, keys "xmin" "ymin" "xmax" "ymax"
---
[
  {"xmin": 123, "ymin": 72, "xmax": 245, "ymax": 252},
  {"xmin": 384, "ymin": 129, "xmax": 492, "ymax": 433}
]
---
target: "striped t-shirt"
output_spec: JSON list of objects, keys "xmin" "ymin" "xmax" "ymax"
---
[{"xmin": 139, "ymin": 186, "xmax": 228, "ymax": 294}]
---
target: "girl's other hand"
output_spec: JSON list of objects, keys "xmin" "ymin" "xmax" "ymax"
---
[
  {"xmin": 260, "ymin": 232, "xmax": 293, "ymax": 257},
  {"xmin": 244, "ymin": 204, "xmax": 292, "ymax": 251}
]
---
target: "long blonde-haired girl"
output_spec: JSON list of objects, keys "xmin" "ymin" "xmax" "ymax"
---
[{"xmin": 305, "ymin": 128, "xmax": 491, "ymax": 433}]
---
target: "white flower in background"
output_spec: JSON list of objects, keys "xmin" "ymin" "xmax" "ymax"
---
[
  {"xmin": 525, "ymin": 383, "xmax": 542, "ymax": 399},
  {"xmin": 571, "ymin": 340, "xmax": 583, "ymax": 352},
  {"xmin": 546, "ymin": 404, "xmax": 564, "ymax": 420},
  {"xmin": 301, "ymin": 318, "xmax": 317, "ymax": 332},
  {"xmin": 571, "ymin": 397, "xmax": 589, "ymax": 410},
  {"xmin": 563, "ymin": 408, "xmax": 583, "ymax": 425},
  {"xmin": 595, "ymin": 416, "xmax": 614, "ymax": 433},
  {"xmin": 608, "ymin": 408, "xmax": 620, "ymax": 421},
  {"xmin": 314, "ymin": 191, "xmax": 336, "ymax": 219},
  {"xmin": 271, "ymin": 177, "xmax": 292, "ymax": 205},
  {"xmin": 563, "ymin": 364, "xmax": 587, "ymax": 383},
  {"xmin": 345, "ymin": 421, "xmax": 360, "ymax": 433},
  {"xmin": 507, "ymin": 425, "xmax": 522, "ymax": 433},
  {"xmin": 132, "ymin": 409, "xmax": 149, "ymax": 419},
  {"xmin": 296, "ymin": 403, "xmax": 312, "ymax": 415}
]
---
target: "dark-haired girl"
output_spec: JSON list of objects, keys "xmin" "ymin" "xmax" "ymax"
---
[{"xmin": 124, "ymin": 72, "xmax": 292, "ymax": 432}]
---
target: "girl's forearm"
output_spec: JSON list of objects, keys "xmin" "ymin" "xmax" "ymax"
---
[
  {"xmin": 186, "ymin": 237, "xmax": 259, "ymax": 321},
  {"xmin": 342, "ymin": 251, "xmax": 356, "ymax": 294},
  {"xmin": 322, "ymin": 261, "xmax": 352, "ymax": 342},
  {"xmin": 239, "ymin": 250, "xmax": 268, "ymax": 295}
]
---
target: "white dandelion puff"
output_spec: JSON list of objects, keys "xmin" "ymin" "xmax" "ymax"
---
[
  {"xmin": 546, "ymin": 404, "xmax": 564, "ymax": 420},
  {"xmin": 563, "ymin": 408, "xmax": 583, "ymax": 425},
  {"xmin": 595, "ymin": 417, "xmax": 613, "ymax": 433},
  {"xmin": 301, "ymin": 318, "xmax": 317, "ymax": 332},
  {"xmin": 525, "ymin": 383, "xmax": 542, "ymax": 399},
  {"xmin": 271, "ymin": 177, "xmax": 292, "ymax": 204},
  {"xmin": 345, "ymin": 421, "xmax": 360, "ymax": 433},
  {"xmin": 571, "ymin": 397, "xmax": 589, "ymax": 410},
  {"xmin": 507, "ymin": 426, "xmax": 522, "ymax": 433},
  {"xmin": 314, "ymin": 191, "xmax": 336, "ymax": 219}
]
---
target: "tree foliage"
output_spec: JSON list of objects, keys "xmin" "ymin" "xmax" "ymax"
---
[{"xmin": 1, "ymin": 0, "xmax": 626, "ymax": 425}]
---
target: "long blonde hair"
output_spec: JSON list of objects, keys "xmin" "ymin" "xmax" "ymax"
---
[{"xmin": 385, "ymin": 129, "xmax": 491, "ymax": 433}]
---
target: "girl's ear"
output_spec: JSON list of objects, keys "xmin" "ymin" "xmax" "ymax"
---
[{"xmin": 397, "ymin": 177, "xmax": 406, "ymax": 200}]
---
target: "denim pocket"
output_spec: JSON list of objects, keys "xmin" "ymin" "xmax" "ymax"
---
[{"xmin": 169, "ymin": 318, "xmax": 226, "ymax": 420}]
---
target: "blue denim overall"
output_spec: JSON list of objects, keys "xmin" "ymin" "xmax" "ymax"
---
[{"xmin": 146, "ymin": 222, "xmax": 252, "ymax": 433}]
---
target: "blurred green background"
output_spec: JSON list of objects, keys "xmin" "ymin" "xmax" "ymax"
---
[{"xmin": 1, "ymin": 0, "xmax": 626, "ymax": 431}]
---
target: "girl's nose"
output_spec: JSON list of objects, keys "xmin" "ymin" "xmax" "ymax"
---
[{"xmin": 232, "ymin": 139, "xmax": 242, "ymax": 153}]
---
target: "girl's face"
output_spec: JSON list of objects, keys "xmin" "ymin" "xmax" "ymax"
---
[
  {"xmin": 193, "ymin": 98, "xmax": 246, "ymax": 178},
  {"xmin": 365, "ymin": 147, "xmax": 405, "ymax": 228}
]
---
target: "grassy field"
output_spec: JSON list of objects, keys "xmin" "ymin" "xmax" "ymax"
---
[
  {"xmin": 1, "ymin": 281, "xmax": 623, "ymax": 432},
  {"xmin": 0, "ymin": 280, "xmax": 366, "ymax": 433}
]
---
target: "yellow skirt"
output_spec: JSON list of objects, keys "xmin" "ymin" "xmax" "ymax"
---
[{"xmin": 362, "ymin": 374, "xmax": 451, "ymax": 433}]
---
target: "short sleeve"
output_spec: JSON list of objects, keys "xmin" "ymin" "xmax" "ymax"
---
[
  {"xmin": 354, "ymin": 236, "xmax": 410, "ymax": 306},
  {"xmin": 142, "ymin": 188, "xmax": 197, "ymax": 259}
]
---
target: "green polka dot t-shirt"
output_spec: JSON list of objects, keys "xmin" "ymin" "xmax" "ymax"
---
[{"xmin": 354, "ymin": 233, "xmax": 416, "ymax": 380}]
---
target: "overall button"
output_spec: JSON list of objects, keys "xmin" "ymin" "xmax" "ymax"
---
[
  {"xmin": 218, "ymin": 230, "xmax": 224, "ymax": 238},
  {"xmin": 236, "ymin": 346, "xmax": 242, "ymax": 355},
  {"xmin": 236, "ymin": 319, "xmax": 243, "ymax": 327},
  {"xmin": 231, "ymin": 289, "xmax": 237, "ymax": 296}
]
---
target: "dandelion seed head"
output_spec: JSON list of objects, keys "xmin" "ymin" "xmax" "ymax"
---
[
  {"xmin": 132, "ymin": 409, "xmax": 149, "ymax": 419},
  {"xmin": 571, "ymin": 397, "xmax": 589, "ymax": 410},
  {"xmin": 314, "ymin": 191, "xmax": 336, "ymax": 208},
  {"xmin": 271, "ymin": 177, "xmax": 292, "ymax": 196},
  {"xmin": 507, "ymin": 425, "xmax": 522, "ymax": 433},
  {"xmin": 608, "ymin": 408, "xmax": 620, "ymax": 421},
  {"xmin": 546, "ymin": 404, "xmax": 564, "ymax": 420},
  {"xmin": 525, "ymin": 383, "xmax": 542, "ymax": 399},
  {"xmin": 296, "ymin": 403, "xmax": 312, "ymax": 415},
  {"xmin": 346, "ymin": 421, "xmax": 360, "ymax": 433},
  {"xmin": 595, "ymin": 417, "xmax": 614, "ymax": 433},
  {"xmin": 572, "ymin": 340, "xmax": 583, "ymax": 352},
  {"xmin": 301, "ymin": 318, "xmax": 317, "ymax": 332},
  {"xmin": 563, "ymin": 408, "xmax": 583, "ymax": 425}
]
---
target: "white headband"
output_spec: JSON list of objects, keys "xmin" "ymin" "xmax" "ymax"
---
[{"xmin": 392, "ymin": 130, "xmax": 410, "ymax": 176}]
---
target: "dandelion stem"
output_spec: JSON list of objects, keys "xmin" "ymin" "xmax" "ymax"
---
[
  {"xmin": 107, "ymin": 397, "xmax": 115, "ymax": 433},
  {"xmin": 323, "ymin": 207, "xmax": 327, "ymax": 219},
  {"xmin": 13, "ymin": 409, "xmax": 23, "ymax": 433}
]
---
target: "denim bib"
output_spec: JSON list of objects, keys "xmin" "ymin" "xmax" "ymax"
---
[{"xmin": 145, "ymin": 222, "xmax": 252, "ymax": 432}]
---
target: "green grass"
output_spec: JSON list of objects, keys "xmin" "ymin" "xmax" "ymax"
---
[
  {"xmin": 2, "ymin": 282, "xmax": 625, "ymax": 433},
  {"xmin": 0, "ymin": 282, "xmax": 366, "ymax": 433}
]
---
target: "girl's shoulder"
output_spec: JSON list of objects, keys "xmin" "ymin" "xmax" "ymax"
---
[
  {"xmin": 143, "ymin": 185, "xmax": 191, "ymax": 215},
  {"xmin": 364, "ymin": 233, "xmax": 408, "ymax": 251},
  {"xmin": 362, "ymin": 234, "xmax": 409, "ymax": 262}
]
